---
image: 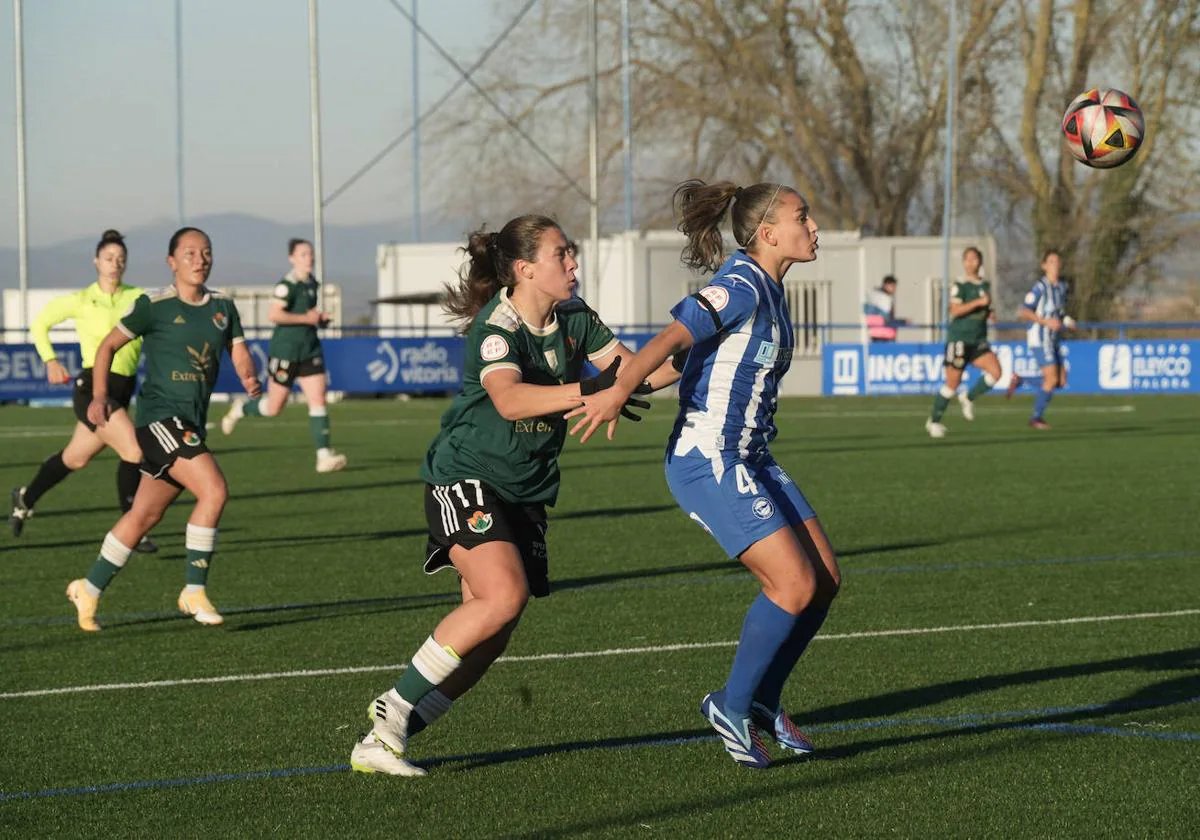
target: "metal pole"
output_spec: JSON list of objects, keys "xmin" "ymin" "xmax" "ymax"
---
[
  {"xmin": 175, "ymin": 0, "xmax": 185, "ymax": 225},
  {"xmin": 307, "ymin": 0, "xmax": 326, "ymax": 302},
  {"xmin": 587, "ymin": 0, "xmax": 599, "ymax": 302},
  {"xmin": 14, "ymin": 0, "xmax": 28, "ymax": 336},
  {"xmin": 411, "ymin": 0, "xmax": 421, "ymax": 242},
  {"xmin": 939, "ymin": 0, "xmax": 958, "ymax": 341},
  {"xmin": 620, "ymin": 0, "xmax": 632, "ymax": 231}
]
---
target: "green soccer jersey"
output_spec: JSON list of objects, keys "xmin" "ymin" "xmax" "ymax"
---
[
  {"xmin": 118, "ymin": 286, "xmax": 245, "ymax": 435},
  {"xmin": 947, "ymin": 278, "xmax": 991, "ymax": 344},
  {"xmin": 421, "ymin": 288, "xmax": 620, "ymax": 506},
  {"xmin": 267, "ymin": 273, "xmax": 321, "ymax": 361}
]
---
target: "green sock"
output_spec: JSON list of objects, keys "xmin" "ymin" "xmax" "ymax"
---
[
  {"xmin": 930, "ymin": 393, "xmax": 950, "ymax": 422},
  {"xmin": 309, "ymin": 410, "xmax": 331, "ymax": 450},
  {"xmin": 242, "ymin": 397, "xmax": 264, "ymax": 418},
  {"xmin": 968, "ymin": 374, "xmax": 994, "ymax": 401},
  {"xmin": 86, "ymin": 532, "xmax": 132, "ymax": 592},
  {"xmin": 394, "ymin": 636, "xmax": 462, "ymax": 705},
  {"xmin": 185, "ymin": 524, "xmax": 217, "ymax": 586}
]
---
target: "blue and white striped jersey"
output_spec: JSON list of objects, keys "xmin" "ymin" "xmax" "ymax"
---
[
  {"xmin": 1022, "ymin": 276, "xmax": 1068, "ymax": 347},
  {"xmin": 667, "ymin": 251, "xmax": 794, "ymax": 473}
]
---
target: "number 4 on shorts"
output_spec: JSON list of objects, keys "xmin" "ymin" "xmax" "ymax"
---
[{"xmin": 734, "ymin": 463, "xmax": 759, "ymax": 495}]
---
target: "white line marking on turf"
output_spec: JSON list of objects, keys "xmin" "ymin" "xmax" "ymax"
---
[
  {"xmin": 0, "ymin": 404, "xmax": 1140, "ymax": 439},
  {"xmin": 2, "ymin": 607, "xmax": 1195, "ymax": 700}
]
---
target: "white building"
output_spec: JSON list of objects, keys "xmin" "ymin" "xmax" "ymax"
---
[{"xmin": 376, "ymin": 230, "xmax": 997, "ymax": 395}]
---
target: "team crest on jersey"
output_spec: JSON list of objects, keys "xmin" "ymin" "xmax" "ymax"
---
[
  {"xmin": 566, "ymin": 336, "xmax": 577, "ymax": 357},
  {"xmin": 466, "ymin": 510, "xmax": 494, "ymax": 534},
  {"xmin": 699, "ymin": 285, "xmax": 730, "ymax": 311},
  {"xmin": 212, "ymin": 311, "xmax": 228, "ymax": 331},
  {"xmin": 751, "ymin": 497, "xmax": 774, "ymax": 520},
  {"xmin": 480, "ymin": 335, "xmax": 510, "ymax": 362},
  {"xmin": 182, "ymin": 430, "xmax": 201, "ymax": 447}
]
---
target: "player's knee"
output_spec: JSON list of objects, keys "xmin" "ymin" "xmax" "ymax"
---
[
  {"xmin": 62, "ymin": 451, "xmax": 92, "ymax": 470},
  {"xmin": 767, "ymin": 576, "xmax": 815, "ymax": 614},
  {"xmin": 196, "ymin": 478, "xmax": 229, "ymax": 511},
  {"xmin": 259, "ymin": 400, "xmax": 280, "ymax": 418}
]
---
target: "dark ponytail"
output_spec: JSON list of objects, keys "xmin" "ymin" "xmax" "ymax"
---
[
  {"xmin": 673, "ymin": 179, "xmax": 799, "ymax": 272},
  {"xmin": 168, "ymin": 226, "xmax": 209, "ymax": 256},
  {"xmin": 444, "ymin": 214, "xmax": 561, "ymax": 332},
  {"xmin": 95, "ymin": 228, "xmax": 126, "ymax": 257}
]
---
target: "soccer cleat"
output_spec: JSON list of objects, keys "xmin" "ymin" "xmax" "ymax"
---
[
  {"xmin": 1028, "ymin": 418, "xmax": 1052, "ymax": 430},
  {"xmin": 10, "ymin": 487, "xmax": 32, "ymax": 537},
  {"xmin": 368, "ymin": 691, "xmax": 412, "ymax": 757},
  {"xmin": 925, "ymin": 418, "xmax": 947, "ymax": 439},
  {"xmin": 177, "ymin": 588, "xmax": 224, "ymax": 625},
  {"xmin": 751, "ymin": 702, "xmax": 816, "ymax": 756},
  {"xmin": 1005, "ymin": 373, "xmax": 1023, "ymax": 400},
  {"xmin": 350, "ymin": 732, "xmax": 426, "ymax": 777},
  {"xmin": 220, "ymin": 399, "xmax": 245, "ymax": 436},
  {"xmin": 700, "ymin": 690, "xmax": 771, "ymax": 769},
  {"xmin": 133, "ymin": 535, "xmax": 159, "ymax": 554},
  {"xmin": 316, "ymin": 451, "xmax": 348, "ymax": 474},
  {"xmin": 957, "ymin": 391, "xmax": 975, "ymax": 421},
  {"xmin": 66, "ymin": 579, "xmax": 101, "ymax": 632}
]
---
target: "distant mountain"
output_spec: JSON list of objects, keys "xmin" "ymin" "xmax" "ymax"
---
[{"xmin": 0, "ymin": 213, "xmax": 470, "ymax": 322}]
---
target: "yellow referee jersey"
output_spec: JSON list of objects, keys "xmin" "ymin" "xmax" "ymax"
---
[{"xmin": 32, "ymin": 282, "xmax": 145, "ymax": 376}]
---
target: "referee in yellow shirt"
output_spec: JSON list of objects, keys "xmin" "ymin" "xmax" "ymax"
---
[{"xmin": 9, "ymin": 230, "xmax": 156, "ymax": 552}]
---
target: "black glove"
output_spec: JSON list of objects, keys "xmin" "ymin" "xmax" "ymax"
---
[{"xmin": 579, "ymin": 357, "xmax": 654, "ymax": 421}]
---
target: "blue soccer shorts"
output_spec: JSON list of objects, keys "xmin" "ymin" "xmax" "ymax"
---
[
  {"xmin": 664, "ymin": 452, "xmax": 816, "ymax": 559},
  {"xmin": 1029, "ymin": 339, "xmax": 1063, "ymax": 368}
]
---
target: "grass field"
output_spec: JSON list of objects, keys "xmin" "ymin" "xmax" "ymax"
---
[{"xmin": 1, "ymin": 394, "xmax": 1198, "ymax": 838}]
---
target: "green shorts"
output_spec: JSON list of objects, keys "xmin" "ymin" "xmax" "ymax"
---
[{"xmin": 943, "ymin": 340, "xmax": 992, "ymax": 370}]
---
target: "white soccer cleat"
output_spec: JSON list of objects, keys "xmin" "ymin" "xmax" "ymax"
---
[
  {"xmin": 350, "ymin": 732, "xmax": 426, "ymax": 777},
  {"xmin": 178, "ymin": 587, "xmax": 224, "ymax": 626},
  {"xmin": 925, "ymin": 418, "xmax": 947, "ymax": 439},
  {"xmin": 66, "ymin": 578, "xmax": 101, "ymax": 632},
  {"xmin": 316, "ymin": 451, "xmax": 348, "ymax": 473},
  {"xmin": 368, "ymin": 691, "xmax": 412, "ymax": 757},
  {"xmin": 220, "ymin": 399, "xmax": 245, "ymax": 436},
  {"xmin": 957, "ymin": 391, "xmax": 975, "ymax": 421}
]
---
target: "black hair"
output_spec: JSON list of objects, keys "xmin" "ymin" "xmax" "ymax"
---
[
  {"xmin": 95, "ymin": 229, "xmax": 126, "ymax": 257},
  {"xmin": 445, "ymin": 214, "xmax": 563, "ymax": 332},
  {"xmin": 1041, "ymin": 248, "xmax": 1061, "ymax": 263},
  {"xmin": 168, "ymin": 226, "xmax": 209, "ymax": 257},
  {"xmin": 881, "ymin": 274, "xmax": 898, "ymax": 286},
  {"xmin": 962, "ymin": 246, "xmax": 983, "ymax": 262},
  {"xmin": 288, "ymin": 238, "xmax": 312, "ymax": 256}
]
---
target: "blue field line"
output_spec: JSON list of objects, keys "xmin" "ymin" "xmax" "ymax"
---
[
  {"xmin": 3, "ymin": 696, "xmax": 1197, "ymax": 803},
  {"xmin": 3, "ymin": 550, "xmax": 1197, "ymax": 629}
]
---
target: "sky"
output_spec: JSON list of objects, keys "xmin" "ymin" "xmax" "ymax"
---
[{"xmin": 0, "ymin": 0, "xmax": 501, "ymax": 249}]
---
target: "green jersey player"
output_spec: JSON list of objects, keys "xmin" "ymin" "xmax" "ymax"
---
[
  {"xmin": 65, "ymin": 227, "xmax": 261, "ymax": 632},
  {"xmin": 350, "ymin": 214, "xmax": 680, "ymax": 776},
  {"xmin": 220, "ymin": 238, "xmax": 347, "ymax": 473},
  {"xmin": 925, "ymin": 246, "xmax": 1004, "ymax": 438}
]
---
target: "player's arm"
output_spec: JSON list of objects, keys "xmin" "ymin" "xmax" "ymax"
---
[
  {"xmin": 566, "ymin": 320, "xmax": 696, "ymax": 442},
  {"xmin": 597, "ymin": 341, "xmax": 681, "ymax": 392},
  {"xmin": 483, "ymin": 369, "xmax": 587, "ymax": 421},
  {"xmin": 87, "ymin": 327, "xmax": 134, "ymax": 428},
  {"xmin": 267, "ymin": 282, "xmax": 325, "ymax": 326},
  {"xmin": 230, "ymin": 340, "xmax": 262, "ymax": 398},
  {"xmin": 31, "ymin": 292, "xmax": 79, "ymax": 384},
  {"xmin": 948, "ymin": 284, "xmax": 989, "ymax": 319},
  {"xmin": 1019, "ymin": 289, "xmax": 1061, "ymax": 331}
]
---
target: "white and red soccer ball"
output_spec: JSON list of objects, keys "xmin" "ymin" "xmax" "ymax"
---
[{"xmin": 1061, "ymin": 88, "xmax": 1145, "ymax": 169}]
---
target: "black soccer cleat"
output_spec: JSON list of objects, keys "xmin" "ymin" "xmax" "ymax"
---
[
  {"xmin": 9, "ymin": 487, "xmax": 32, "ymax": 537},
  {"xmin": 133, "ymin": 535, "xmax": 159, "ymax": 554}
]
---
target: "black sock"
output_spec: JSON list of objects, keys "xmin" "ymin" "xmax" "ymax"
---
[
  {"xmin": 117, "ymin": 460, "xmax": 142, "ymax": 514},
  {"xmin": 24, "ymin": 451, "xmax": 73, "ymax": 508}
]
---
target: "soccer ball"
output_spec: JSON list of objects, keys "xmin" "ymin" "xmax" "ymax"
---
[{"xmin": 1061, "ymin": 88, "xmax": 1145, "ymax": 169}]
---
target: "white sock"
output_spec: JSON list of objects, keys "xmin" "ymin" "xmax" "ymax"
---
[{"xmin": 185, "ymin": 584, "xmax": 205, "ymax": 593}]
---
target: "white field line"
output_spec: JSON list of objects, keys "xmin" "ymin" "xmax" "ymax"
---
[
  {"xmin": 0, "ymin": 404, "xmax": 1139, "ymax": 439},
  {"xmin": 3, "ymin": 607, "xmax": 1195, "ymax": 701}
]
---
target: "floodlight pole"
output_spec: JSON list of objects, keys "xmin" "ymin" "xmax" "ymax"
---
[
  {"xmin": 620, "ymin": 0, "xmax": 633, "ymax": 232},
  {"xmin": 939, "ymin": 0, "xmax": 958, "ymax": 341},
  {"xmin": 587, "ymin": 0, "xmax": 600, "ymax": 301},
  {"xmin": 14, "ymin": 0, "xmax": 28, "ymax": 336},
  {"xmin": 411, "ymin": 0, "xmax": 421, "ymax": 242},
  {"xmin": 175, "ymin": 0, "xmax": 185, "ymax": 225},
  {"xmin": 307, "ymin": 0, "xmax": 327, "ymax": 303}
]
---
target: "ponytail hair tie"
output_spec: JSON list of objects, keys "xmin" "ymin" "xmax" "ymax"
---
[{"xmin": 734, "ymin": 187, "xmax": 744, "ymax": 199}]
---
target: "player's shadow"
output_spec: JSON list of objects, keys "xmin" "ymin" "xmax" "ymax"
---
[{"xmin": 411, "ymin": 646, "xmax": 1198, "ymax": 835}]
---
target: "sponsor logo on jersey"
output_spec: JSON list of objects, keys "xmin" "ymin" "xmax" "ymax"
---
[
  {"xmin": 699, "ymin": 285, "xmax": 730, "ymax": 311},
  {"xmin": 182, "ymin": 430, "xmax": 201, "ymax": 447},
  {"xmin": 751, "ymin": 497, "xmax": 774, "ymax": 520},
  {"xmin": 543, "ymin": 349, "xmax": 558, "ymax": 370},
  {"xmin": 171, "ymin": 342, "xmax": 213, "ymax": 382},
  {"xmin": 466, "ymin": 510, "xmax": 494, "ymax": 534},
  {"xmin": 480, "ymin": 335, "xmax": 510, "ymax": 362},
  {"xmin": 212, "ymin": 311, "xmax": 228, "ymax": 331}
]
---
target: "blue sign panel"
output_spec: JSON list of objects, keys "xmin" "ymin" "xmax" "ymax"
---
[
  {"xmin": 823, "ymin": 340, "xmax": 1196, "ymax": 396},
  {"xmin": 0, "ymin": 344, "xmax": 84, "ymax": 400}
]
